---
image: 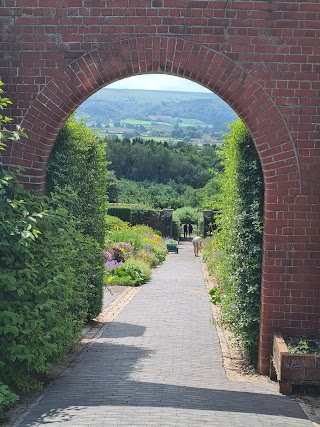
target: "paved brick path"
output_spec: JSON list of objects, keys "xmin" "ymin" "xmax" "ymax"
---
[{"xmin": 15, "ymin": 242, "xmax": 312, "ymax": 426}]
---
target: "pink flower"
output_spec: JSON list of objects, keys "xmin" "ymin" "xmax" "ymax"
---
[{"xmin": 103, "ymin": 250, "xmax": 113, "ymax": 260}]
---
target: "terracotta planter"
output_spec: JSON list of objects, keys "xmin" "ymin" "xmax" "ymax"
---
[{"xmin": 271, "ymin": 331, "xmax": 320, "ymax": 394}]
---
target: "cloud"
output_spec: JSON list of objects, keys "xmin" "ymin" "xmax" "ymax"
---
[{"xmin": 107, "ymin": 74, "xmax": 211, "ymax": 93}]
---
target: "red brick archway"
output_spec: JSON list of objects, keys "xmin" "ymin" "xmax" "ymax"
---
[{"xmin": 3, "ymin": 36, "xmax": 306, "ymax": 374}]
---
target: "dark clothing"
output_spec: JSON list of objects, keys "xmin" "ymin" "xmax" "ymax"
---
[{"xmin": 183, "ymin": 224, "xmax": 188, "ymax": 238}]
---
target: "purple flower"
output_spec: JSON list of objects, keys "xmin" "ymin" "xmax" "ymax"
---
[{"xmin": 104, "ymin": 260, "xmax": 123, "ymax": 269}]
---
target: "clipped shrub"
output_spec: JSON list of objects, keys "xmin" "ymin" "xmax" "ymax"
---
[
  {"xmin": 105, "ymin": 214, "xmax": 128, "ymax": 230},
  {"xmin": 131, "ymin": 206, "xmax": 163, "ymax": 232},
  {"xmin": 46, "ymin": 115, "xmax": 107, "ymax": 318},
  {"xmin": 171, "ymin": 217, "xmax": 180, "ymax": 240},
  {"xmin": 46, "ymin": 115, "xmax": 107, "ymax": 244},
  {"xmin": 0, "ymin": 186, "xmax": 91, "ymax": 392},
  {"xmin": 203, "ymin": 119, "xmax": 264, "ymax": 363},
  {"xmin": 107, "ymin": 206, "xmax": 132, "ymax": 223}
]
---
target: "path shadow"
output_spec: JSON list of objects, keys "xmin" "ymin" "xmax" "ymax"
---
[
  {"xmin": 102, "ymin": 321, "xmax": 146, "ymax": 338},
  {"xmin": 17, "ymin": 339, "xmax": 309, "ymax": 426}
]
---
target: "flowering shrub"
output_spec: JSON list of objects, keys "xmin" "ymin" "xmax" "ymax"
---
[{"xmin": 104, "ymin": 222, "xmax": 167, "ymax": 286}]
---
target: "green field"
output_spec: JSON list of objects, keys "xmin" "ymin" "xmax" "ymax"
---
[{"xmin": 77, "ymin": 87, "xmax": 236, "ymax": 144}]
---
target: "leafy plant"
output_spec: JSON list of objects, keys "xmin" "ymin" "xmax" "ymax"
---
[
  {"xmin": 46, "ymin": 115, "xmax": 108, "ymax": 318},
  {"xmin": 107, "ymin": 259, "xmax": 151, "ymax": 286},
  {"xmin": 208, "ymin": 286, "xmax": 222, "ymax": 305},
  {"xmin": 286, "ymin": 337, "xmax": 320, "ymax": 355},
  {"xmin": 0, "ymin": 84, "xmax": 96, "ymax": 398},
  {"xmin": 0, "ymin": 383, "xmax": 18, "ymax": 415},
  {"xmin": 0, "ymin": 189, "xmax": 91, "ymax": 392},
  {"xmin": 203, "ymin": 120, "xmax": 264, "ymax": 363}
]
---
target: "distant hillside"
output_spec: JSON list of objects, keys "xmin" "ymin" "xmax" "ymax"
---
[{"xmin": 76, "ymin": 88, "xmax": 237, "ymax": 132}]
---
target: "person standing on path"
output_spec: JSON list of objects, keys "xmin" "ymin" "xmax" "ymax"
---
[
  {"xmin": 188, "ymin": 223, "xmax": 193, "ymax": 237},
  {"xmin": 192, "ymin": 235, "xmax": 202, "ymax": 256},
  {"xmin": 183, "ymin": 223, "xmax": 188, "ymax": 238}
]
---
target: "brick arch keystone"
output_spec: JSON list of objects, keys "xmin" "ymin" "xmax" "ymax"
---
[{"xmin": 9, "ymin": 36, "xmax": 303, "ymax": 375}]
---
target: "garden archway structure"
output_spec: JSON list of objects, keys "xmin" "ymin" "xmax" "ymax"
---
[{"xmin": 2, "ymin": 36, "xmax": 317, "ymax": 375}]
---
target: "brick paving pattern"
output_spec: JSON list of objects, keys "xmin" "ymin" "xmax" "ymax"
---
[{"xmin": 15, "ymin": 242, "xmax": 312, "ymax": 426}]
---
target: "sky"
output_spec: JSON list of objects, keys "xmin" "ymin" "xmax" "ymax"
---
[{"xmin": 107, "ymin": 74, "xmax": 211, "ymax": 93}]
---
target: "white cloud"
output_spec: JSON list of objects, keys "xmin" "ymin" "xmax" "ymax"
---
[{"xmin": 107, "ymin": 74, "xmax": 211, "ymax": 93}]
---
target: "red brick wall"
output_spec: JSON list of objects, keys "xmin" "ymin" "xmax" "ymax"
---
[{"xmin": 1, "ymin": 1, "xmax": 320, "ymax": 375}]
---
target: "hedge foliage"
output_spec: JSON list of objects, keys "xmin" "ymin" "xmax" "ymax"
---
[
  {"xmin": 0, "ymin": 85, "xmax": 98, "ymax": 406},
  {"xmin": 203, "ymin": 120, "xmax": 264, "ymax": 363},
  {"xmin": 46, "ymin": 115, "xmax": 107, "ymax": 318},
  {"xmin": 0, "ymin": 188, "xmax": 93, "ymax": 392},
  {"xmin": 107, "ymin": 206, "xmax": 132, "ymax": 223}
]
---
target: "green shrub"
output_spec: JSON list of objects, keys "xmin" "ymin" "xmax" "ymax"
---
[
  {"xmin": 203, "ymin": 120, "xmax": 264, "ymax": 363},
  {"xmin": 0, "ymin": 83, "xmax": 95, "ymax": 399},
  {"xmin": 106, "ymin": 258, "xmax": 151, "ymax": 286},
  {"xmin": 0, "ymin": 186, "xmax": 92, "ymax": 392},
  {"xmin": 0, "ymin": 383, "xmax": 18, "ymax": 415},
  {"xmin": 105, "ymin": 214, "xmax": 127, "ymax": 230},
  {"xmin": 107, "ymin": 206, "xmax": 132, "ymax": 223},
  {"xmin": 46, "ymin": 115, "xmax": 107, "ymax": 318},
  {"xmin": 171, "ymin": 217, "xmax": 180, "ymax": 240}
]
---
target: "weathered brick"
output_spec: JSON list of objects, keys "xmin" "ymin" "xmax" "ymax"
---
[{"xmin": 1, "ymin": 1, "xmax": 320, "ymax": 376}]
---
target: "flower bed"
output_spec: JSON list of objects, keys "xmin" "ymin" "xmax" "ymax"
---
[
  {"xmin": 104, "ymin": 221, "xmax": 167, "ymax": 286},
  {"xmin": 271, "ymin": 331, "xmax": 320, "ymax": 394}
]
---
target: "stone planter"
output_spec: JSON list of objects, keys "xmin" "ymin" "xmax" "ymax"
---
[{"xmin": 271, "ymin": 331, "xmax": 320, "ymax": 394}]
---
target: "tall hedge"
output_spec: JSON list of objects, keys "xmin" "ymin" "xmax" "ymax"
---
[
  {"xmin": 207, "ymin": 120, "xmax": 264, "ymax": 363},
  {"xmin": 0, "ymin": 188, "xmax": 91, "ymax": 392},
  {"xmin": 46, "ymin": 116, "xmax": 107, "ymax": 318},
  {"xmin": 0, "ymin": 84, "xmax": 94, "ymax": 402},
  {"xmin": 46, "ymin": 115, "xmax": 107, "ymax": 244}
]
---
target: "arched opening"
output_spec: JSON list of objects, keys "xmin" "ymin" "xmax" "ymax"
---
[{"xmin": 4, "ymin": 36, "xmax": 303, "ymax": 374}]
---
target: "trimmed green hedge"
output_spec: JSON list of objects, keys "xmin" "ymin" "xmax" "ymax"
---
[
  {"xmin": 107, "ymin": 206, "xmax": 132, "ymax": 223},
  {"xmin": 46, "ymin": 116, "xmax": 107, "ymax": 318},
  {"xmin": 203, "ymin": 120, "xmax": 264, "ymax": 363},
  {"xmin": 0, "ymin": 179, "xmax": 93, "ymax": 393}
]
